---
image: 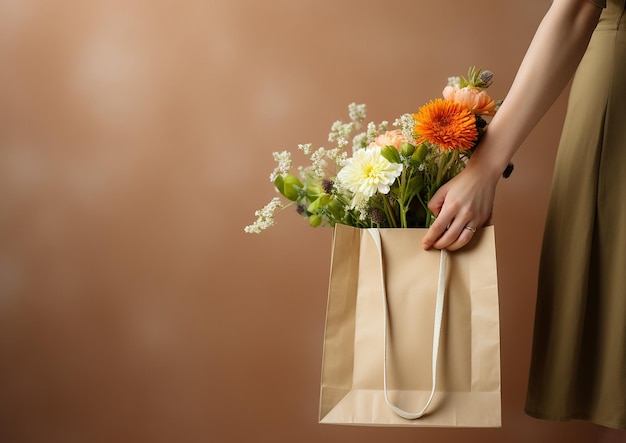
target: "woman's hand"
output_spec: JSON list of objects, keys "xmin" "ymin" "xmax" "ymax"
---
[
  {"xmin": 422, "ymin": 163, "xmax": 499, "ymax": 251},
  {"xmin": 419, "ymin": 0, "xmax": 601, "ymax": 252}
]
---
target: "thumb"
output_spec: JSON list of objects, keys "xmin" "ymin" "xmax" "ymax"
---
[{"xmin": 427, "ymin": 183, "xmax": 450, "ymax": 217}]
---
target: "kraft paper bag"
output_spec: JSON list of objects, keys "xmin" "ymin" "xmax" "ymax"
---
[{"xmin": 319, "ymin": 224, "xmax": 501, "ymax": 427}]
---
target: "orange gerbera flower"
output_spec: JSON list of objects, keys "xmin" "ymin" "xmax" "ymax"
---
[{"xmin": 413, "ymin": 99, "xmax": 478, "ymax": 151}]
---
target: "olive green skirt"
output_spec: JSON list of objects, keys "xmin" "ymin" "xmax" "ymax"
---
[{"xmin": 525, "ymin": 0, "xmax": 626, "ymax": 430}]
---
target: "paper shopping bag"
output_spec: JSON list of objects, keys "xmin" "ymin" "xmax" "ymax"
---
[{"xmin": 318, "ymin": 224, "xmax": 501, "ymax": 427}]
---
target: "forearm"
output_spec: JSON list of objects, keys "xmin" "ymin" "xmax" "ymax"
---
[{"xmin": 468, "ymin": 0, "xmax": 602, "ymax": 179}]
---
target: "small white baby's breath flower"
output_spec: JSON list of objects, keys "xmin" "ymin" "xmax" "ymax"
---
[
  {"xmin": 298, "ymin": 143, "xmax": 312, "ymax": 155},
  {"xmin": 335, "ymin": 151, "xmax": 349, "ymax": 167},
  {"xmin": 326, "ymin": 147, "xmax": 341, "ymax": 162},
  {"xmin": 244, "ymin": 197, "xmax": 284, "ymax": 233},
  {"xmin": 310, "ymin": 147, "xmax": 328, "ymax": 179},
  {"xmin": 328, "ymin": 121, "xmax": 342, "ymax": 142},
  {"xmin": 269, "ymin": 151, "xmax": 292, "ymax": 182},
  {"xmin": 298, "ymin": 165, "xmax": 314, "ymax": 180},
  {"xmin": 352, "ymin": 132, "xmax": 368, "ymax": 151},
  {"xmin": 394, "ymin": 113, "xmax": 416, "ymax": 144},
  {"xmin": 447, "ymin": 76, "xmax": 461, "ymax": 87},
  {"xmin": 366, "ymin": 122, "xmax": 378, "ymax": 144},
  {"xmin": 328, "ymin": 121, "xmax": 356, "ymax": 145},
  {"xmin": 326, "ymin": 146, "xmax": 349, "ymax": 167},
  {"xmin": 348, "ymin": 103, "xmax": 367, "ymax": 123},
  {"xmin": 347, "ymin": 199, "xmax": 369, "ymax": 221}
]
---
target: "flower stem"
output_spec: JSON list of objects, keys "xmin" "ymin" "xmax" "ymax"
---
[
  {"xmin": 400, "ymin": 205, "xmax": 407, "ymax": 228},
  {"xmin": 383, "ymin": 196, "xmax": 397, "ymax": 228},
  {"xmin": 398, "ymin": 168, "xmax": 408, "ymax": 228},
  {"xmin": 426, "ymin": 210, "xmax": 436, "ymax": 228}
]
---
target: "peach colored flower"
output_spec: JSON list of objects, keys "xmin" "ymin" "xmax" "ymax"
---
[
  {"xmin": 442, "ymin": 85, "xmax": 497, "ymax": 116},
  {"xmin": 371, "ymin": 129, "xmax": 408, "ymax": 151}
]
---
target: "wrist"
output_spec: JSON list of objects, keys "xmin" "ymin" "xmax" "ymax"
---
[
  {"xmin": 465, "ymin": 153, "xmax": 508, "ymax": 185},
  {"xmin": 466, "ymin": 127, "xmax": 516, "ymax": 183}
]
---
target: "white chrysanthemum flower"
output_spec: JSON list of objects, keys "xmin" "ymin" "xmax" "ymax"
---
[
  {"xmin": 244, "ymin": 197, "xmax": 283, "ymax": 233},
  {"xmin": 336, "ymin": 145, "xmax": 403, "ymax": 208},
  {"xmin": 269, "ymin": 151, "xmax": 292, "ymax": 182}
]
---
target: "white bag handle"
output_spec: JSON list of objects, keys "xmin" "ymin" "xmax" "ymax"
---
[{"xmin": 367, "ymin": 228, "xmax": 448, "ymax": 420}]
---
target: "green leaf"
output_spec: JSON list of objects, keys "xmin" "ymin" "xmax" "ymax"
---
[
  {"xmin": 407, "ymin": 173, "xmax": 424, "ymax": 195},
  {"xmin": 273, "ymin": 175, "xmax": 284, "ymax": 193},
  {"xmin": 319, "ymin": 194, "xmax": 331, "ymax": 206},
  {"xmin": 411, "ymin": 143, "xmax": 429, "ymax": 163},
  {"xmin": 327, "ymin": 197, "xmax": 344, "ymax": 219}
]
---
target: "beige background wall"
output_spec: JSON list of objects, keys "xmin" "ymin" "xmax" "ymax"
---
[{"xmin": 0, "ymin": 1, "xmax": 612, "ymax": 442}]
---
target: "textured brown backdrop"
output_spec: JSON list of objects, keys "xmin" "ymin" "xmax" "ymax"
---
[{"xmin": 0, "ymin": 1, "xmax": 607, "ymax": 442}]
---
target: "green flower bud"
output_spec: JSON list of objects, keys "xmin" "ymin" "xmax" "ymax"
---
[
  {"xmin": 306, "ymin": 194, "xmax": 331, "ymax": 213},
  {"xmin": 274, "ymin": 173, "xmax": 303, "ymax": 201},
  {"xmin": 380, "ymin": 145, "xmax": 401, "ymax": 163},
  {"xmin": 309, "ymin": 214, "xmax": 322, "ymax": 227},
  {"xmin": 307, "ymin": 197, "xmax": 322, "ymax": 213},
  {"xmin": 305, "ymin": 181, "xmax": 324, "ymax": 200},
  {"xmin": 400, "ymin": 142, "xmax": 415, "ymax": 157}
]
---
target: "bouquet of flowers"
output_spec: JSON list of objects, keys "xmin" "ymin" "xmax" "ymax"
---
[{"xmin": 245, "ymin": 67, "xmax": 507, "ymax": 233}]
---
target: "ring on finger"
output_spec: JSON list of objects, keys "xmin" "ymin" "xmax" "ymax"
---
[{"xmin": 464, "ymin": 225, "xmax": 477, "ymax": 233}]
